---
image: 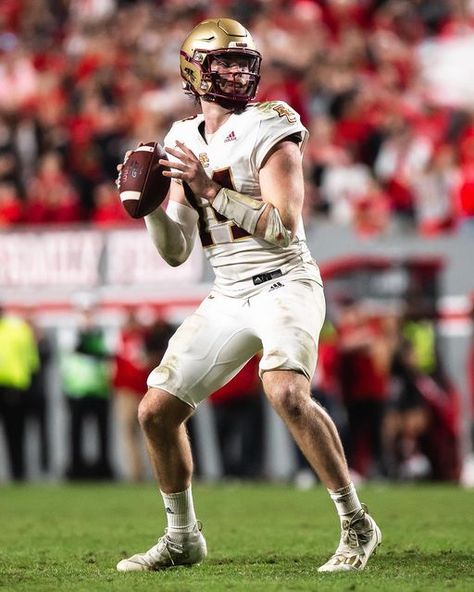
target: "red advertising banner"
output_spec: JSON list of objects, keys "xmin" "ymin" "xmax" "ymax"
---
[{"xmin": 0, "ymin": 227, "xmax": 203, "ymax": 304}]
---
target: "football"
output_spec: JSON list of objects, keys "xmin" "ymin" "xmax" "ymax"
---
[{"xmin": 118, "ymin": 142, "xmax": 171, "ymax": 218}]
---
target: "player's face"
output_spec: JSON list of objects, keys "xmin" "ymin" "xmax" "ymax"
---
[{"xmin": 210, "ymin": 54, "xmax": 252, "ymax": 96}]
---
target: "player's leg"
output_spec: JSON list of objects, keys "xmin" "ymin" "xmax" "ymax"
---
[
  {"xmin": 253, "ymin": 277, "xmax": 381, "ymax": 572},
  {"xmin": 117, "ymin": 292, "xmax": 260, "ymax": 572},
  {"xmin": 138, "ymin": 388, "xmax": 194, "ymax": 493},
  {"xmin": 254, "ymin": 278, "xmax": 351, "ymax": 488},
  {"xmin": 116, "ymin": 386, "xmax": 207, "ymax": 572},
  {"xmin": 262, "ymin": 369, "xmax": 350, "ymax": 489}
]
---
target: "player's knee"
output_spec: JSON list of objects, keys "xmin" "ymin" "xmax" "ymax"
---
[
  {"xmin": 137, "ymin": 397, "xmax": 156, "ymax": 432},
  {"xmin": 267, "ymin": 382, "xmax": 306, "ymax": 420},
  {"xmin": 137, "ymin": 389, "xmax": 168, "ymax": 432},
  {"xmin": 138, "ymin": 388, "xmax": 191, "ymax": 433}
]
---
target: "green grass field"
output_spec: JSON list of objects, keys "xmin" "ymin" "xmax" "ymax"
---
[{"xmin": 1, "ymin": 482, "xmax": 473, "ymax": 591}]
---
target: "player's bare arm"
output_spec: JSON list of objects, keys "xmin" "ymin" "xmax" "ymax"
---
[
  {"xmin": 256, "ymin": 139, "xmax": 305, "ymax": 238},
  {"xmin": 161, "ymin": 139, "xmax": 303, "ymax": 247}
]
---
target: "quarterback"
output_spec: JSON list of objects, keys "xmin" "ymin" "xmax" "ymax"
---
[{"xmin": 116, "ymin": 18, "xmax": 382, "ymax": 573}]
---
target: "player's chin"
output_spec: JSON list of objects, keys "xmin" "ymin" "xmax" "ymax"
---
[{"xmin": 219, "ymin": 83, "xmax": 248, "ymax": 95}]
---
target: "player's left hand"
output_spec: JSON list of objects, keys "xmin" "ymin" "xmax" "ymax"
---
[{"xmin": 160, "ymin": 141, "xmax": 220, "ymax": 201}]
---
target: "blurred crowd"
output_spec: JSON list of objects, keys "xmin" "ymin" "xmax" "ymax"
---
[
  {"xmin": 1, "ymin": 0, "xmax": 474, "ymax": 235},
  {"xmin": 307, "ymin": 303, "xmax": 463, "ymax": 483},
  {"xmin": 1, "ymin": 296, "xmax": 473, "ymax": 485}
]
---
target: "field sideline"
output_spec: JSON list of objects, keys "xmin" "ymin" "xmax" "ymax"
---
[{"xmin": 1, "ymin": 483, "xmax": 473, "ymax": 591}]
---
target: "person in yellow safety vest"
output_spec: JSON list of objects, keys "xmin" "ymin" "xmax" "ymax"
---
[{"xmin": 0, "ymin": 305, "xmax": 39, "ymax": 481}]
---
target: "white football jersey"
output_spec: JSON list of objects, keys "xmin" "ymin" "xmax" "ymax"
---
[{"xmin": 164, "ymin": 100, "xmax": 321, "ymax": 296}]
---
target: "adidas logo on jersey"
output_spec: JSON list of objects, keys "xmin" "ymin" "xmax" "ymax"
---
[
  {"xmin": 269, "ymin": 281, "xmax": 284, "ymax": 291},
  {"xmin": 224, "ymin": 131, "xmax": 237, "ymax": 143}
]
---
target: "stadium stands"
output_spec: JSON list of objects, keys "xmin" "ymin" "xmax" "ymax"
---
[{"xmin": 1, "ymin": 0, "xmax": 474, "ymax": 234}]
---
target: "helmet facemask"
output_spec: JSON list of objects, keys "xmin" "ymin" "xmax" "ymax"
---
[
  {"xmin": 180, "ymin": 18, "xmax": 262, "ymax": 107},
  {"xmin": 200, "ymin": 49, "xmax": 261, "ymax": 105}
]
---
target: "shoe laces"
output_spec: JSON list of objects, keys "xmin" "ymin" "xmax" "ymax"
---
[
  {"xmin": 341, "ymin": 505, "xmax": 373, "ymax": 550},
  {"xmin": 144, "ymin": 522, "xmax": 202, "ymax": 567},
  {"xmin": 144, "ymin": 532, "xmax": 185, "ymax": 567}
]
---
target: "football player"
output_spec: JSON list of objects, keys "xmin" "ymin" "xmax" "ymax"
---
[{"xmin": 116, "ymin": 18, "xmax": 382, "ymax": 573}]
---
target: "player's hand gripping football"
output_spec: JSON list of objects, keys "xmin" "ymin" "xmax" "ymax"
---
[
  {"xmin": 115, "ymin": 143, "xmax": 142, "ymax": 188},
  {"xmin": 160, "ymin": 141, "xmax": 220, "ymax": 201}
]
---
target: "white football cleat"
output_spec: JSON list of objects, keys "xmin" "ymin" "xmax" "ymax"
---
[
  {"xmin": 318, "ymin": 506, "xmax": 382, "ymax": 572},
  {"xmin": 116, "ymin": 522, "xmax": 207, "ymax": 572}
]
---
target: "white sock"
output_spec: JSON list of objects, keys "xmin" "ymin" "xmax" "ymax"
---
[
  {"xmin": 328, "ymin": 482, "xmax": 363, "ymax": 523},
  {"xmin": 160, "ymin": 486, "xmax": 197, "ymax": 535}
]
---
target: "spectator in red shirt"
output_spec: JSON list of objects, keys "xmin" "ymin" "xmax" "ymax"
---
[
  {"xmin": 353, "ymin": 178, "xmax": 391, "ymax": 238},
  {"xmin": 456, "ymin": 163, "xmax": 474, "ymax": 234},
  {"xmin": 24, "ymin": 152, "xmax": 83, "ymax": 224},
  {"xmin": 338, "ymin": 304, "xmax": 398, "ymax": 478},
  {"xmin": 113, "ymin": 308, "xmax": 151, "ymax": 482},
  {"xmin": 375, "ymin": 118, "xmax": 432, "ymax": 227},
  {"xmin": 0, "ymin": 182, "xmax": 22, "ymax": 225},
  {"xmin": 411, "ymin": 144, "xmax": 458, "ymax": 236},
  {"xmin": 209, "ymin": 355, "xmax": 264, "ymax": 480},
  {"xmin": 91, "ymin": 181, "xmax": 132, "ymax": 226}
]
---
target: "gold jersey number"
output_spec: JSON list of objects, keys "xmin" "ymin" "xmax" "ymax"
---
[{"xmin": 185, "ymin": 168, "xmax": 251, "ymax": 247}]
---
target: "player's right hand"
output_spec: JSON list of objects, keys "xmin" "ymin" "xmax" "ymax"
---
[{"xmin": 115, "ymin": 143, "xmax": 144, "ymax": 188}]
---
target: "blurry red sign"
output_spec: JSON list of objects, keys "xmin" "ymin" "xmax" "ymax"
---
[
  {"xmin": 0, "ymin": 228, "xmax": 202, "ymax": 292},
  {"xmin": 0, "ymin": 230, "xmax": 103, "ymax": 287}
]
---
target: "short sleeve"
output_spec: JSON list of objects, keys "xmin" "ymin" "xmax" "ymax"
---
[{"xmin": 253, "ymin": 101, "xmax": 309, "ymax": 170}]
